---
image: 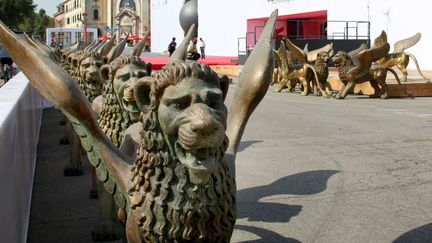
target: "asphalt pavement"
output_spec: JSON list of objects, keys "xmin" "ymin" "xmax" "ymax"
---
[{"xmin": 28, "ymin": 81, "xmax": 432, "ymax": 242}]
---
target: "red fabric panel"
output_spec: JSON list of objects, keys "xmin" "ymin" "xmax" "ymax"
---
[{"xmin": 141, "ymin": 56, "xmax": 238, "ymax": 70}]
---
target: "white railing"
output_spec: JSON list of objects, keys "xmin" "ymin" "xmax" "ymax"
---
[{"xmin": 0, "ymin": 72, "xmax": 45, "ymax": 243}]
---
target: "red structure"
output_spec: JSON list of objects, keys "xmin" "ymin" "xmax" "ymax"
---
[{"xmin": 246, "ymin": 10, "xmax": 327, "ymax": 48}]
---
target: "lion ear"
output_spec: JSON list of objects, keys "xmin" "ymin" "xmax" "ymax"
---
[
  {"xmin": 100, "ymin": 64, "xmax": 110, "ymax": 81},
  {"xmin": 219, "ymin": 75, "xmax": 229, "ymax": 101},
  {"xmin": 134, "ymin": 78, "xmax": 155, "ymax": 112}
]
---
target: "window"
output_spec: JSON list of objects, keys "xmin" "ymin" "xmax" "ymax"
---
[
  {"xmin": 67, "ymin": 18, "xmax": 70, "ymax": 25},
  {"xmin": 94, "ymin": 9, "xmax": 99, "ymax": 20},
  {"xmin": 120, "ymin": 0, "xmax": 136, "ymax": 10}
]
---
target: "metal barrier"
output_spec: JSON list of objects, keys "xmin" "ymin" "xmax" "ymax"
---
[{"xmin": 238, "ymin": 19, "xmax": 370, "ymax": 58}]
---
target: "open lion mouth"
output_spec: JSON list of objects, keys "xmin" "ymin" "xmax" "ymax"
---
[
  {"xmin": 175, "ymin": 141, "xmax": 218, "ymax": 184},
  {"xmin": 121, "ymin": 87, "xmax": 140, "ymax": 114},
  {"xmin": 86, "ymin": 78, "xmax": 100, "ymax": 92}
]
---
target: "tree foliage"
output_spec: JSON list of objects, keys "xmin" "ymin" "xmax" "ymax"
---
[
  {"xmin": 0, "ymin": 0, "xmax": 36, "ymax": 30},
  {"xmin": 0, "ymin": 0, "xmax": 53, "ymax": 38}
]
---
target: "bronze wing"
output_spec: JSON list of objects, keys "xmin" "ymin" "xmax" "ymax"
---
[
  {"xmin": 373, "ymin": 30, "xmax": 388, "ymax": 48},
  {"xmin": 355, "ymin": 33, "xmax": 390, "ymax": 72},
  {"xmin": 348, "ymin": 43, "xmax": 368, "ymax": 67},
  {"xmin": 306, "ymin": 43, "xmax": 333, "ymax": 62},
  {"xmin": 225, "ymin": 10, "xmax": 277, "ymax": 178},
  {"xmin": 99, "ymin": 33, "xmax": 117, "ymax": 57},
  {"xmin": 393, "ymin": 32, "xmax": 421, "ymax": 53},
  {"xmin": 285, "ymin": 38, "xmax": 308, "ymax": 64},
  {"xmin": 274, "ymin": 41, "xmax": 291, "ymax": 76},
  {"xmin": 0, "ymin": 20, "xmax": 133, "ymax": 209},
  {"xmin": 106, "ymin": 34, "xmax": 129, "ymax": 63},
  {"xmin": 130, "ymin": 31, "xmax": 148, "ymax": 57},
  {"xmin": 169, "ymin": 24, "xmax": 196, "ymax": 62}
]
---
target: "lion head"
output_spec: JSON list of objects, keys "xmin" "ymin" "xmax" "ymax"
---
[
  {"xmin": 127, "ymin": 60, "xmax": 235, "ymax": 242},
  {"xmin": 77, "ymin": 51, "xmax": 105, "ymax": 101},
  {"xmin": 332, "ymin": 51, "xmax": 355, "ymax": 84},
  {"xmin": 316, "ymin": 51, "xmax": 331, "ymax": 65},
  {"xmin": 332, "ymin": 51, "xmax": 353, "ymax": 67},
  {"xmin": 98, "ymin": 55, "xmax": 152, "ymax": 147}
]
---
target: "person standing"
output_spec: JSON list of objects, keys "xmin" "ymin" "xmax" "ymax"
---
[
  {"xmin": 168, "ymin": 37, "xmax": 177, "ymax": 57},
  {"xmin": 199, "ymin": 37, "xmax": 206, "ymax": 59},
  {"xmin": 0, "ymin": 44, "xmax": 13, "ymax": 82}
]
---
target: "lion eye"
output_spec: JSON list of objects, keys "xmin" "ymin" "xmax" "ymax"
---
[
  {"xmin": 170, "ymin": 101, "xmax": 188, "ymax": 111},
  {"xmin": 82, "ymin": 63, "xmax": 90, "ymax": 68},
  {"xmin": 122, "ymin": 73, "xmax": 131, "ymax": 81}
]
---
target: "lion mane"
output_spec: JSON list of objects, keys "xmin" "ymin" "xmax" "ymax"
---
[
  {"xmin": 98, "ymin": 55, "xmax": 149, "ymax": 147},
  {"xmin": 128, "ymin": 61, "xmax": 236, "ymax": 242},
  {"xmin": 334, "ymin": 51, "xmax": 354, "ymax": 84}
]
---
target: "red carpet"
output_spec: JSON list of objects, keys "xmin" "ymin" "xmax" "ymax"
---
[{"xmin": 141, "ymin": 56, "xmax": 238, "ymax": 70}]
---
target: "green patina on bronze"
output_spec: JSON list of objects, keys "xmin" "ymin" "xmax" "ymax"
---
[{"xmin": 0, "ymin": 9, "xmax": 278, "ymax": 242}]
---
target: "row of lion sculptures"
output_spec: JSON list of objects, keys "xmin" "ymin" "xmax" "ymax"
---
[
  {"xmin": 0, "ymin": 9, "xmax": 279, "ymax": 243},
  {"xmin": 272, "ymin": 31, "xmax": 430, "ymax": 99}
]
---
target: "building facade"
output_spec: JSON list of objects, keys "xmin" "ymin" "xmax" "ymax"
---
[
  {"xmin": 54, "ymin": 3, "xmax": 65, "ymax": 28},
  {"xmin": 57, "ymin": 0, "xmax": 150, "ymax": 40}
]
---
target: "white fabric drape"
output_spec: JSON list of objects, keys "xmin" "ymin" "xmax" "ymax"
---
[{"xmin": 0, "ymin": 72, "xmax": 44, "ymax": 243}]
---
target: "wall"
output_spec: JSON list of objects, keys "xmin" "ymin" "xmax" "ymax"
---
[
  {"xmin": 0, "ymin": 73, "xmax": 45, "ymax": 243},
  {"xmin": 151, "ymin": 0, "xmax": 431, "ymax": 69}
]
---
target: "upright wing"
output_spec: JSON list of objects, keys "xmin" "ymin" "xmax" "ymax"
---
[
  {"xmin": 0, "ymin": 20, "xmax": 133, "ymax": 209},
  {"xmin": 106, "ymin": 34, "xmax": 129, "ymax": 63},
  {"xmin": 130, "ymin": 31, "xmax": 148, "ymax": 57},
  {"xmin": 306, "ymin": 43, "xmax": 333, "ymax": 62},
  {"xmin": 303, "ymin": 43, "xmax": 309, "ymax": 53},
  {"xmin": 225, "ymin": 10, "xmax": 277, "ymax": 178},
  {"xmin": 274, "ymin": 41, "xmax": 290, "ymax": 75},
  {"xmin": 25, "ymin": 34, "xmax": 59, "ymax": 62},
  {"xmin": 348, "ymin": 43, "xmax": 368, "ymax": 67},
  {"xmin": 355, "ymin": 32, "xmax": 390, "ymax": 72},
  {"xmin": 84, "ymin": 39, "xmax": 100, "ymax": 51},
  {"xmin": 393, "ymin": 32, "xmax": 421, "ymax": 53},
  {"xmin": 373, "ymin": 30, "xmax": 388, "ymax": 48},
  {"xmin": 100, "ymin": 33, "xmax": 116, "ymax": 57},
  {"xmin": 169, "ymin": 24, "xmax": 196, "ymax": 62},
  {"xmin": 285, "ymin": 39, "xmax": 308, "ymax": 64}
]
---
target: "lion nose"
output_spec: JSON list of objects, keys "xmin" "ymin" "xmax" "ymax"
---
[{"xmin": 190, "ymin": 104, "xmax": 221, "ymax": 134}]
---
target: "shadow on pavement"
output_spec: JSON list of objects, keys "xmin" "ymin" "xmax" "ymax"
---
[
  {"xmin": 237, "ymin": 170, "xmax": 339, "ymax": 222},
  {"xmin": 235, "ymin": 225, "xmax": 301, "ymax": 243},
  {"xmin": 238, "ymin": 140, "xmax": 263, "ymax": 152},
  {"xmin": 393, "ymin": 223, "xmax": 432, "ymax": 243}
]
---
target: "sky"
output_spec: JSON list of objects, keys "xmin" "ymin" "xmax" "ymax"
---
[{"xmin": 34, "ymin": 0, "xmax": 62, "ymax": 17}]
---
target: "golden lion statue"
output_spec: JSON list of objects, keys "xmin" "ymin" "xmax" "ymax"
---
[{"xmin": 376, "ymin": 33, "xmax": 430, "ymax": 83}]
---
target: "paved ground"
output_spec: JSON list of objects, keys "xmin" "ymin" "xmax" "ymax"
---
[{"xmin": 27, "ymin": 80, "xmax": 432, "ymax": 242}]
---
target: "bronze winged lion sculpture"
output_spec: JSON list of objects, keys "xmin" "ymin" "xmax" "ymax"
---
[
  {"xmin": 0, "ymin": 9, "xmax": 278, "ymax": 242},
  {"xmin": 332, "ymin": 31, "xmax": 412, "ymax": 99},
  {"xmin": 376, "ymin": 32, "xmax": 430, "ymax": 83}
]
